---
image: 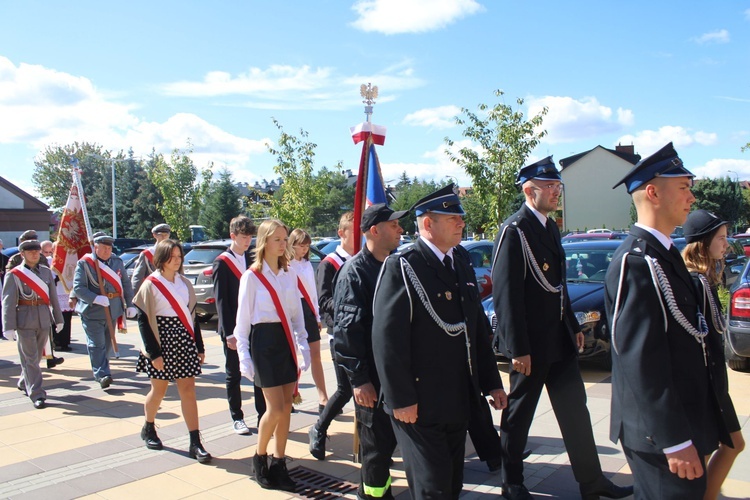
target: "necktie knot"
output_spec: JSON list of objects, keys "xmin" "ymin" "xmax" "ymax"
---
[{"xmin": 443, "ymin": 254, "xmax": 453, "ymax": 270}]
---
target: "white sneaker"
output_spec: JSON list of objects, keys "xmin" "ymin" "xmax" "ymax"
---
[{"xmin": 233, "ymin": 419, "xmax": 251, "ymax": 435}]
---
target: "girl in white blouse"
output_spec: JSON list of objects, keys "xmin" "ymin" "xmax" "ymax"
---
[{"xmin": 234, "ymin": 220, "xmax": 310, "ymax": 491}]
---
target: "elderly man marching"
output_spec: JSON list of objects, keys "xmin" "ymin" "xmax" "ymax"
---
[
  {"xmin": 132, "ymin": 223, "xmax": 172, "ymax": 294},
  {"xmin": 2, "ymin": 240, "xmax": 64, "ymax": 409},
  {"xmin": 74, "ymin": 234, "xmax": 136, "ymax": 388}
]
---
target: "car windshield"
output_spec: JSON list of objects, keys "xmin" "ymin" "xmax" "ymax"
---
[
  {"xmin": 564, "ymin": 247, "xmax": 616, "ymax": 282},
  {"xmin": 184, "ymin": 247, "xmax": 225, "ymax": 265},
  {"xmin": 119, "ymin": 252, "xmax": 139, "ymax": 265}
]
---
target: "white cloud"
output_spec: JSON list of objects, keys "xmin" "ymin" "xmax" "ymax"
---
[
  {"xmin": 692, "ymin": 158, "xmax": 750, "ymax": 180},
  {"xmin": 692, "ymin": 29, "xmax": 730, "ymax": 44},
  {"xmin": 746, "ymin": 8, "xmax": 750, "ymax": 21},
  {"xmin": 403, "ymin": 105, "xmax": 461, "ymax": 128},
  {"xmin": 350, "ymin": 0, "xmax": 484, "ymax": 34},
  {"xmin": 617, "ymin": 126, "xmax": 718, "ymax": 157},
  {"xmin": 160, "ymin": 61, "xmax": 424, "ymax": 110},
  {"xmin": 526, "ymin": 96, "xmax": 635, "ymax": 144}
]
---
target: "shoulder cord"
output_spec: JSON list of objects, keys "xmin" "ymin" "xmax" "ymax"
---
[
  {"xmin": 610, "ymin": 252, "xmax": 630, "ymax": 355},
  {"xmin": 698, "ymin": 274, "xmax": 726, "ymax": 334},
  {"xmin": 11, "ymin": 274, "xmax": 36, "ymax": 300},
  {"xmin": 397, "ymin": 256, "xmax": 473, "ymax": 375},
  {"xmin": 517, "ymin": 229, "xmax": 562, "ymax": 295},
  {"xmin": 84, "ymin": 263, "xmax": 101, "ymax": 290}
]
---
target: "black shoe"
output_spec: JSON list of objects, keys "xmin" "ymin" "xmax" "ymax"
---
[
  {"xmin": 253, "ymin": 453, "xmax": 273, "ymax": 489},
  {"xmin": 308, "ymin": 425, "xmax": 326, "ymax": 460},
  {"xmin": 47, "ymin": 357, "xmax": 64, "ymax": 369},
  {"xmin": 189, "ymin": 442, "xmax": 212, "ymax": 463},
  {"xmin": 502, "ymin": 482, "xmax": 533, "ymax": 500},
  {"xmin": 99, "ymin": 376, "xmax": 113, "ymax": 389},
  {"xmin": 33, "ymin": 399, "xmax": 46, "ymax": 409},
  {"xmin": 579, "ymin": 475, "xmax": 633, "ymax": 500},
  {"xmin": 269, "ymin": 456, "xmax": 296, "ymax": 492},
  {"xmin": 140, "ymin": 422, "xmax": 163, "ymax": 450}
]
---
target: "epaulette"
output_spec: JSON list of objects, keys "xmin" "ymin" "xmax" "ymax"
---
[{"xmin": 624, "ymin": 237, "xmax": 648, "ymax": 258}]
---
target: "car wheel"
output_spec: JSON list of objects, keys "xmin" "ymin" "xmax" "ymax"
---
[
  {"xmin": 196, "ymin": 313, "xmax": 213, "ymax": 323},
  {"xmin": 725, "ymin": 338, "xmax": 750, "ymax": 372}
]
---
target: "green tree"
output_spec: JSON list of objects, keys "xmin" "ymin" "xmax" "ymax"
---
[
  {"xmin": 461, "ymin": 190, "xmax": 492, "ymax": 237},
  {"xmin": 311, "ymin": 165, "xmax": 354, "ymax": 236},
  {"xmin": 148, "ymin": 145, "xmax": 212, "ymax": 241},
  {"xmin": 445, "ymin": 89, "xmax": 547, "ymax": 232},
  {"xmin": 266, "ymin": 119, "xmax": 326, "ymax": 230},
  {"xmin": 692, "ymin": 176, "xmax": 745, "ymax": 233},
  {"xmin": 200, "ymin": 169, "xmax": 242, "ymax": 239},
  {"xmin": 389, "ymin": 174, "xmax": 441, "ymax": 236}
]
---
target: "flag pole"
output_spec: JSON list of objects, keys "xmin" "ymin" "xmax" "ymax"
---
[{"xmin": 71, "ymin": 158, "xmax": 119, "ymax": 357}]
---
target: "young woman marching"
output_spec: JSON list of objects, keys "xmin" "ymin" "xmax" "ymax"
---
[
  {"xmin": 133, "ymin": 239, "xmax": 211, "ymax": 463},
  {"xmin": 234, "ymin": 220, "xmax": 310, "ymax": 491},
  {"xmin": 288, "ymin": 228, "xmax": 329, "ymax": 413},
  {"xmin": 682, "ymin": 210, "xmax": 745, "ymax": 500}
]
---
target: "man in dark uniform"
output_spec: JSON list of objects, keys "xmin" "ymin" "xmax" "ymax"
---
[
  {"xmin": 2, "ymin": 240, "xmax": 64, "ymax": 408},
  {"xmin": 331, "ymin": 203, "xmax": 407, "ymax": 499},
  {"xmin": 74, "ymin": 234, "xmax": 136, "ymax": 388},
  {"xmin": 492, "ymin": 157, "xmax": 632, "ymax": 500},
  {"xmin": 131, "ymin": 223, "xmax": 171, "ymax": 294},
  {"xmin": 372, "ymin": 185, "xmax": 507, "ymax": 499},
  {"xmin": 212, "ymin": 215, "xmax": 257, "ymax": 435},
  {"xmin": 605, "ymin": 143, "xmax": 728, "ymax": 499}
]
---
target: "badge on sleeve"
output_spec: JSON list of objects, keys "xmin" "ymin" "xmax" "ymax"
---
[
  {"xmin": 445, "ymin": 291, "xmax": 453, "ymax": 301},
  {"xmin": 543, "ymin": 263, "xmax": 549, "ymax": 271}
]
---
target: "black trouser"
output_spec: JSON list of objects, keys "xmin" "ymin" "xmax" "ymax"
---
[
  {"xmin": 316, "ymin": 344, "xmax": 352, "ymax": 433},
  {"xmin": 623, "ymin": 446, "xmax": 706, "ymax": 500},
  {"xmin": 222, "ymin": 337, "xmax": 244, "ymax": 421},
  {"xmin": 53, "ymin": 311, "xmax": 73, "ymax": 348},
  {"xmin": 467, "ymin": 395, "xmax": 502, "ymax": 463},
  {"xmin": 391, "ymin": 418, "xmax": 467, "ymax": 500},
  {"xmin": 500, "ymin": 352, "xmax": 602, "ymax": 485},
  {"xmin": 357, "ymin": 403, "xmax": 397, "ymax": 499}
]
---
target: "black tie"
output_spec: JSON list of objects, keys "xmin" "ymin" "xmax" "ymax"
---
[{"xmin": 443, "ymin": 254, "xmax": 453, "ymax": 271}]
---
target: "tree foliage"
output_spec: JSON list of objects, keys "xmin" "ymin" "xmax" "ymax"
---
[
  {"xmin": 692, "ymin": 176, "xmax": 746, "ymax": 232},
  {"xmin": 200, "ymin": 169, "xmax": 242, "ymax": 239},
  {"xmin": 445, "ymin": 90, "xmax": 547, "ymax": 234},
  {"xmin": 389, "ymin": 174, "xmax": 441, "ymax": 236},
  {"xmin": 311, "ymin": 165, "xmax": 354, "ymax": 236}
]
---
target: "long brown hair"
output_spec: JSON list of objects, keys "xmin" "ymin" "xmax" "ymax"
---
[
  {"xmin": 288, "ymin": 228, "xmax": 312, "ymax": 261},
  {"xmin": 153, "ymin": 239, "xmax": 184, "ymax": 274},
  {"xmin": 251, "ymin": 219, "xmax": 289, "ymax": 272},
  {"xmin": 682, "ymin": 229, "xmax": 724, "ymax": 286}
]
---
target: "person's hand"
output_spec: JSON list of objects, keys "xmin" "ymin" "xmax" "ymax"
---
[
  {"xmin": 488, "ymin": 388, "xmax": 508, "ymax": 410},
  {"xmin": 93, "ymin": 295, "xmax": 110, "ymax": 307},
  {"xmin": 353, "ymin": 382, "xmax": 379, "ymax": 408},
  {"xmin": 151, "ymin": 356, "xmax": 164, "ymax": 371},
  {"xmin": 3, "ymin": 330, "xmax": 16, "ymax": 341},
  {"xmin": 240, "ymin": 358, "xmax": 255, "ymax": 381},
  {"xmin": 666, "ymin": 445, "xmax": 704, "ymax": 479},
  {"xmin": 68, "ymin": 297, "xmax": 78, "ymax": 308},
  {"xmin": 393, "ymin": 404, "xmax": 418, "ymax": 424},
  {"xmin": 126, "ymin": 307, "xmax": 138, "ymax": 319},
  {"xmin": 298, "ymin": 348, "xmax": 311, "ymax": 372},
  {"xmin": 56, "ymin": 323, "xmax": 64, "ymax": 331},
  {"xmin": 576, "ymin": 332, "xmax": 585, "ymax": 353},
  {"xmin": 198, "ymin": 352, "xmax": 205, "ymax": 364},
  {"xmin": 317, "ymin": 321, "xmax": 322, "ymax": 330},
  {"xmin": 512, "ymin": 354, "xmax": 531, "ymax": 376},
  {"xmin": 225, "ymin": 336, "xmax": 237, "ymax": 350}
]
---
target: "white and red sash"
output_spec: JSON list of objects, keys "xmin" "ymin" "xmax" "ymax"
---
[
  {"xmin": 297, "ymin": 277, "xmax": 316, "ymax": 316},
  {"xmin": 9, "ymin": 267, "xmax": 50, "ymax": 305},
  {"xmin": 82, "ymin": 254, "xmax": 123, "ymax": 295},
  {"xmin": 145, "ymin": 275, "xmax": 195, "ymax": 338},
  {"xmin": 215, "ymin": 252, "xmax": 244, "ymax": 280},
  {"xmin": 322, "ymin": 252, "xmax": 345, "ymax": 271},
  {"xmin": 141, "ymin": 247, "xmax": 155, "ymax": 264}
]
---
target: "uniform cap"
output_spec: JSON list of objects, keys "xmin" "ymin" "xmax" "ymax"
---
[
  {"xmin": 613, "ymin": 142, "xmax": 694, "ymax": 194},
  {"xmin": 683, "ymin": 209, "xmax": 728, "ymax": 244},
  {"xmin": 93, "ymin": 234, "xmax": 115, "ymax": 246},
  {"xmin": 411, "ymin": 184, "xmax": 465, "ymax": 217},
  {"xmin": 360, "ymin": 203, "xmax": 408, "ymax": 232},
  {"xmin": 19, "ymin": 240, "xmax": 41, "ymax": 252},
  {"xmin": 152, "ymin": 223, "xmax": 171, "ymax": 234},
  {"xmin": 516, "ymin": 156, "xmax": 561, "ymax": 186},
  {"xmin": 19, "ymin": 230, "xmax": 38, "ymax": 242}
]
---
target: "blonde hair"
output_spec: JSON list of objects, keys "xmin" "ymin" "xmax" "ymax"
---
[
  {"xmin": 682, "ymin": 230, "xmax": 724, "ymax": 287},
  {"xmin": 338, "ymin": 211, "xmax": 354, "ymax": 232},
  {"xmin": 251, "ymin": 219, "xmax": 289, "ymax": 272},
  {"xmin": 288, "ymin": 228, "xmax": 312, "ymax": 261}
]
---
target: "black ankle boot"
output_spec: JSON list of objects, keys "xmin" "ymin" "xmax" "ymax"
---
[
  {"xmin": 269, "ymin": 456, "xmax": 296, "ymax": 492},
  {"xmin": 140, "ymin": 421, "xmax": 163, "ymax": 450},
  {"xmin": 253, "ymin": 453, "xmax": 273, "ymax": 489},
  {"xmin": 188, "ymin": 430, "xmax": 212, "ymax": 463},
  {"xmin": 308, "ymin": 425, "xmax": 326, "ymax": 460}
]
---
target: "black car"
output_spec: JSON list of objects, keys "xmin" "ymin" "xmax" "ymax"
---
[
  {"xmin": 726, "ymin": 258, "xmax": 750, "ymax": 372},
  {"xmin": 672, "ymin": 237, "xmax": 746, "ymax": 287},
  {"xmin": 484, "ymin": 239, "xmax": 623, "ymax": 369}
]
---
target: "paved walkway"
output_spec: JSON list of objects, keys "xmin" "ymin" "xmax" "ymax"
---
[{"xmin": 0, "ymin": 318, "xmax": 748, "ymax": 499}]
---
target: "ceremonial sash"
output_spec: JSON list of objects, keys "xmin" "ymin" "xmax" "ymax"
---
[
  {"xmin": 297, "ymin": 277, "xmax": 316, "ymax": 316},
  {"xmin": 216, "ymin": 252, "xmax": 244, "ymax": 280},
  {"xmin": 82, "ymin": 254, "xmax": 123, "ymax": 294},
  {"xmin": 141, "ymin": 247, "xmax": 154, "ymax": 264},
  {"xmin": 9, "ymin": 267, "xmax": 50, "ymax": 305},
  {"xmin": 145, "ymin": 275, "xmax": 195, "ymax": 338},
  {"xmin": 322, "ymin": 252, "xmax": 345, "ymax": 271}
]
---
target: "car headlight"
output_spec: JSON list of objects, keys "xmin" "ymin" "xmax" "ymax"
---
[{"xmin": 575, "ymin": 310, "xmax": 601, "ymax": 326}]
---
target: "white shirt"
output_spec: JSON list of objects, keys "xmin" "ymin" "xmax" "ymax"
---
[
  {"xmin": 289, "ymin": 258, "xmax": 319, "ymax": 318},
  {"xmin": 525, "ymin": 201, "xmax": 550, "ymax": 228},
  {"xmin": 150, "ymin": 270, "xmax": 190, "ymax": 317},
  {"xmin": 634, "ymin": 223, "xmax": 673, "ymax": 250},
  {"xmin": 420, "ymin": 236, "xmax": 454, "ymax": 268},
  {"xmin": 223, "ymin": 248, "xmax": 248, "ymax": 273}
]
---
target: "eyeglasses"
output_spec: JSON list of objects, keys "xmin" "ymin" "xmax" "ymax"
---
[{"xmin": 534, "ymin": 182, "xmax": 564, "ymax": 193}]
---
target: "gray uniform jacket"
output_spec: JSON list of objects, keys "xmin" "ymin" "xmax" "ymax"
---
[
  {"xmin": 73, "ymin": 255, "xmax": 134, "ymax": 320},
  {"xmin": 131, "ymin": 248, "xmax": 155, "ymax": 294},
  {"xmin": 2, "ymin": 263, "xmax": 64, "ymax": 332}
]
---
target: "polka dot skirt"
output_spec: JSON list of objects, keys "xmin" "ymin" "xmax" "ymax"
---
[{"xmin": 136, "ymin": 316, "xmax": 202, "ymax": 381}]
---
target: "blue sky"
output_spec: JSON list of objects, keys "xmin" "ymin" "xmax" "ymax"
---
[{"xmin": 1, "ymin": 1, "xmax": 749, "ymax": 204}]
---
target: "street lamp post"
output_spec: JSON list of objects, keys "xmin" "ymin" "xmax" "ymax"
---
[
  {"xmin": 728, "ymin": 170, "xmax": 741, "ymax": 234},
  {"xmin": 88, "ymin": 154, "xmax": 137, "ymax": 239}
]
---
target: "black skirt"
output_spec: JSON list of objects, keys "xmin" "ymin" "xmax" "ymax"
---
[
  {"xmin": 251, "ymin": 322, "xmax": 297, "ymax": 388},
  {"xmin": 301, "ymin": 299, "xmax": 321, "ymax": 343},
  {"xmin": 136, "ymin": 316, "xmax": 201, "ymax": 381}
]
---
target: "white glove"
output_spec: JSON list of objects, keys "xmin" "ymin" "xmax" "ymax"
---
[
  {"xmin": 126, "ymin": 307, "xmax": 138, "ymax": 319},
  {"xmin": 93, "ymin": 295, "xmax": 110, "ymax": 307},
  {"xmin": 56, "ymin": 323, "xmax": 64, "ymax": 331},
  {"xmin": 240, "ymin": 357, "xmax": 255, "ymax": 381},
  {"xmin": 3, "ymin": 330, "xmax": 16, "ymax": 341},
  {"xmin": 298, "ymin": 345, "xmax": 311, "ymax": 372}
]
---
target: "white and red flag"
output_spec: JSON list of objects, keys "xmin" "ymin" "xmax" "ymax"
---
[
  {"xmin": 351, "ymin": 123, "xmax": 388, "ymax": 253},
  {"xmin": 350, "ymin": 122, "xmax": 386, "ymax": 146},
  {"xmin": 51, "ymin": 182, "xmax": 91, "ymax": 293}
]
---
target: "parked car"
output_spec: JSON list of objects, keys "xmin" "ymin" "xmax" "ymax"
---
[
  {"xmin": 672, "ymin": 237, "xmax": 747, "ymax": 287},
  {"xmin": 318, "ymin": 238, "xmax": 341, "ymax": 255},
  {"xmin": 586, "ymin": 228, "xmax": 612, "ymax": 234},
  {"xmin": 561, "ymin": 232, "xmax": 628, "ymax": 243},
  {"xmin": 484, "ymin": 239, "xmax": 624, "ymax": 368},
  {"xmin": 460, "ymin": 240, "xmax": 494, "ymax": 299},
  {"xmin": 727, "ymin": 258, "xmax": 750, "ymax": 372},
  {"xmin": 182, "ymin": 239, "xmax": 323, "ymax": 322},
  {"xmin": 731, "ymin": 233, "xmax": 750, "ymax": 257}
]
